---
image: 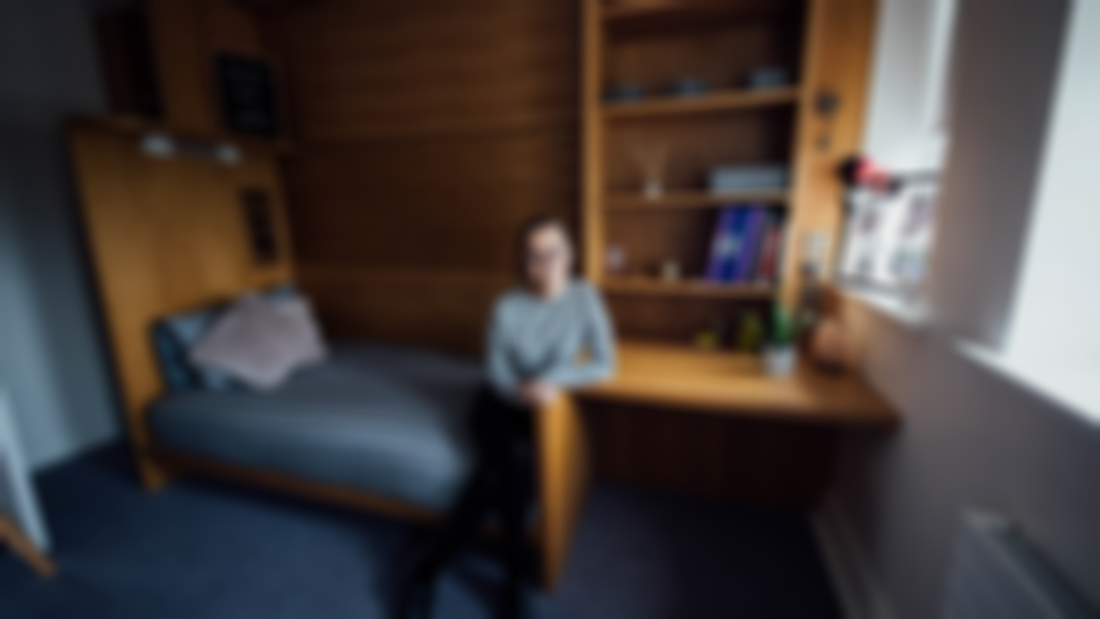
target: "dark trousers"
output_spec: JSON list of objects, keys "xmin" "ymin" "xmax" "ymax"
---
[{"xmin": 407, "ymin": 385, "xmax": 534, "ymax": 608}]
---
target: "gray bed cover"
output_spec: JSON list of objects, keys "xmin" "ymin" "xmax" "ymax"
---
[{"xmin": 149, "ymin": 343, "xmax": 484, "ymax": 511}]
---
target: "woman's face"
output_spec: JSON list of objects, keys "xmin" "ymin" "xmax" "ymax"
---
[{"xmin": 525, "ymin": 224, "xmax": 573, "ymax": 296}]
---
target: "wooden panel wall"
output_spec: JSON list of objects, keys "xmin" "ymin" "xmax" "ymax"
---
[
  {"xmin": 262, "ymin": 0, "xmax": 580, "ymax": 355},
  {"xmin": 584, "ymin": 400, "xmax": 838, "ymax": 508},
  {"xmin": 147, "ymin": 0, "xmax": 273, "ymax": 136}
]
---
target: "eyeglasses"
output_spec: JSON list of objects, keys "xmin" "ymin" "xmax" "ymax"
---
[{"xmin": 526, "ymin": 248, "xmax": 566, "ymax": 266}]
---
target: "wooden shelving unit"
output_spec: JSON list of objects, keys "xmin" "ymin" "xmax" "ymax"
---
[
  {"xmin": 603, "ymin": 86, "xmax": 801, "ymax": 121},
  {"xmin": 606, "ymin": 189, "xmax": 789, "ymax": 211},
  {"xmin": 603, "ymin": 277, "xmax": 775, "ymax": 299},
  {"xmin": 602, "ymin": 0, "xmax": 803, "ymax": 33},
  {"xmin": 582, "ymin": 0, "xmax": 877, "ymax": 348}
]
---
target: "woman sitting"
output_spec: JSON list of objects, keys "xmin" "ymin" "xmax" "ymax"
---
[{"xmin": 399, "ymin": 214, "xmax": 616, "ymax": 619}]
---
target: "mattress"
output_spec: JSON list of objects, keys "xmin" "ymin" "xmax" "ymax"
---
[{"xmin": 148, "ymin": 343, "xmax": 484, "ymax": 511}]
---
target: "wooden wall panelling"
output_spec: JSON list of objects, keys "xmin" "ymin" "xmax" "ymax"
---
[
  {"xmin": 95, "ymin": 7, "xmax": 162, "ymax": 117},
  {"xmin": 284, "ymin": 134, "xmax": 577, "ymax": 270},
  {"xmin": 146, "ymin": 0, "xmax": 213, "ymax": 134},
  {"xmin": 782, "ymin": 0, "xmax": 878, "ymax": 306},
  {"xmin": 68, "ymin": 124, "xmax": 294, "ymax": 487},
  {"xmin": 261, "ymin": 0, "xmax": 581, "ymax": 354},
  {"xmin": 146, "ymin": 0, "xmax": 271, "ymax": 135},
  {"xmin": 265, "ymin": 0, "xmax": 579, "ymax": 142},
  {"xmin": 299, "ymin": 266, "xmax": 510, "ymax": 357}
]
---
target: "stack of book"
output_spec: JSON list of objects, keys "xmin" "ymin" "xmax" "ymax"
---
[{"xmin": 705, "ymin": 206, "xmax": 785, "ymax": 284}]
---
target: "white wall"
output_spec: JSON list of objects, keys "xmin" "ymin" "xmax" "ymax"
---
[
  {"xmin": 0, "ymin": 0, "xmax": 121, "ymax": 469},
  {"xmin": 836, "ymin": 0, "xmax": 1100, "ymax": 616},
  {"xmin": 1007, "ymin": 0, "xmax": 1100, "ymax": 373}
]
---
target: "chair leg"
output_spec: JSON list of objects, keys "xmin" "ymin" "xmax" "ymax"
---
[{"xmin": 0, "ymin": 514, "xmax": 56, "ymax": 578}]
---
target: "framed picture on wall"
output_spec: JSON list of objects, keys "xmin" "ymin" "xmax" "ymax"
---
[
  {"xmin": 215, "ymin": 53, "xmax": 282, "ymax": 138},
  {"xmin": 838, "ymin": 172, "xmax": 940, "ymax": 297}
]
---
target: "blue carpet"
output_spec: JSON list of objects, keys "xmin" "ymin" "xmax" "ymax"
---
[{"xmin": 0, "ymin": 445, "xmax": 841, "ymax": 618}]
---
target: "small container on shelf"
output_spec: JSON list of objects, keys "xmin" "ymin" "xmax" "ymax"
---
[
  {"xmin": 659, "ymin": 260, "xmax": 682, "ymax": 282},
  {"xmin": 709, "ymin": 164, "xmax": 791, "ymax": 194},
  {"xmin": 743, "ymin": 67, "xmax": 793, "ymax": 91},
  {"xmin": 762, "ymin": 304, "xmax": 799, "ymax": 378},
  {"xmin": 604, "ymin": 83, "xmax": 646, "ymax": 104},
  {"xmin": 632, "ymin": 141, "xmax": 669, "ymax": 200},
  {"xmin": 667, "ymin": 77, "xmax": 710, "ymax": 98}
]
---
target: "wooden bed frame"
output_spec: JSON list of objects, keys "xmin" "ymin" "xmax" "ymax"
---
[{"xmin": 68, "ymin": 120, "xmax": 590, "ymax": 591}]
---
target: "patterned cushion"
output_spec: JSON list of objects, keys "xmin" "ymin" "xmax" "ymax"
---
[
  {"xmin": 151, "ymin": 283, "xmax": 301, "ymax": 392},
  {"xmin": 188, "ymin": 295, "xmax": 326, "ymax": 391}
]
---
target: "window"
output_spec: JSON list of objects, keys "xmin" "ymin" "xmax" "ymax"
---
[{"xmin": 838, "ymin": 0, "xmax": 958, "ymax": 316}]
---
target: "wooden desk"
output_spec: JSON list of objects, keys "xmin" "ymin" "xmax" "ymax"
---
[
  {"xmin": 581, "ymin": 342, "xmax": 899, "ymax": 427},
  {"xmin": 555, "ymin": 341, "xmax": 898, "ymax": 519}
]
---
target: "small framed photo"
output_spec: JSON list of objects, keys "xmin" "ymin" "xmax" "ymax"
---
[{"xmin": 215, "ymin": 53, "xmax": 282, "ymax": 138}]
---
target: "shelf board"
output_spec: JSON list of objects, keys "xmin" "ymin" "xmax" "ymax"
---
[
  {"xmin": 67, "ymin": 115, "xmax": 295, "ymax": 156},
  {"xmin": 603, "ymin": 87, "xmax": 800, "ymax": 120},
  {"xmin": 606, "ymin": 189, "xmax": 789, "ymax": 211},
  {"xmin": 603, "ymin": 277, "xmax": 775, "ymax": 299},
  {"xmin": 602, "ymin": 1, "xmax": 801, "ymax": 34}
]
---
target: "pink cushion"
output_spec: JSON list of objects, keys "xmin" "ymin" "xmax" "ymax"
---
[{"xmin": 189, "ymin": 295, "xmax": 326, "ymax": 391}]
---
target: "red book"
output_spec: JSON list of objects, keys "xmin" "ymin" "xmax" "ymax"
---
[{"xmin": 754, "ymin": 214, "xmax": 784, "ymax": 282}]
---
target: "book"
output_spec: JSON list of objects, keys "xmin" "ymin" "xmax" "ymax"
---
[
  {"xmin": 723, "ymin": 207, "xmax": 754, "ymax": 281},
  {"xmin": 706, "ymin": 207, "xmax": 744, "ymax": 282},
  {"xmin": 754, "ymin": 212, "xmax": 784, "ymax": 282},
  {"xmin": 705, "ymin": 208, "xmax": 734, "ymax": 282},
  {"xmin": 735, "ymin": 208, "xmax": 767, "ymax": 282}
]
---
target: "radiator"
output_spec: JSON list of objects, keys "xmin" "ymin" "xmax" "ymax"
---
[{"xmin": 942, "ymin": 513, "xmax": 1095, "ymax": 619}]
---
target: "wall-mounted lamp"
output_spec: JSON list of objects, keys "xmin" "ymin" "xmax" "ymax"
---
[
  {"xmin": 139, "ymin": 133, "xmax": 241, "ymax": 166},
  {"xmin": 140, "ymin": 132, "xmax": 175, "ymax": 158}
]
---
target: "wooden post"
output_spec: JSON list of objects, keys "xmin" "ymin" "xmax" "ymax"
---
[{"xmin": 535, "ymin": 393, "xmax": 591, "ymax": 591}]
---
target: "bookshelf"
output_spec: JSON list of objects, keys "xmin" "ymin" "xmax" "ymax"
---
[{"xmin": 582, "ymin": 0, "xmax": 876, "ymax": 349}]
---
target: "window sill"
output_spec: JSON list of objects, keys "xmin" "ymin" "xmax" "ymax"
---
[
  {"xmin": 958, "ymin": 343, "xmax": 1100, "ymax": 427},
  {"xmin": 838, "ymin": 286, "xmax": 931, "ymax": 333}
]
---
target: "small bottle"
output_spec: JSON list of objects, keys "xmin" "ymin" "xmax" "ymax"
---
[
  {"xmin": 795, "ymin": 263, "xmax": 823, "ymax": 350},
  {"xmin": 736, "ymin": 311, "xmax": 765, "ymax": 353}
]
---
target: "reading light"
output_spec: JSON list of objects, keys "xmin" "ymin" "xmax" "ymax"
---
[
  {"xmin": 140, "ymin": 132, "xmax": 175, "ymax": 159},
  {"xmin": 215, "ymin": 144, "xmax": 241, "ymax": 166}
]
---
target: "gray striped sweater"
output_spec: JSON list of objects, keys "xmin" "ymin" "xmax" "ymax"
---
[{"xmin": 486, "ymin": 279, "xmax": 616, "ymax": 400}]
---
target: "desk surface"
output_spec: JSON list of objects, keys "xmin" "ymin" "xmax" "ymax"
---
[{"xmin": 580, "ymin": 342, "xmax": 899, "ymax": 428}]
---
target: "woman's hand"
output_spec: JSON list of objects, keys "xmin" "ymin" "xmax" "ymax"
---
[{"xmin": 517, "ymin": 381, "xmax": 560, "ymax": 408}]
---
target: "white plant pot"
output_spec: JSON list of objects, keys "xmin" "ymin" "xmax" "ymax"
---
[
  {"xmin": 643, "ymin": 179, "xmax": 664, "ymax": 200},
  {"xmin": 763, "ymin": 346, "xmax": 798, "ymax": 378}
]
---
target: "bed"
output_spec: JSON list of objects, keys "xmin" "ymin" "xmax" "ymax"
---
[
  {"xmin": 68, "ymin": 120, "xmax": 589, "ymax": 590},
  {"xmin": 149, "ymin": 343, "xmax": 482, "ymax": 512}
]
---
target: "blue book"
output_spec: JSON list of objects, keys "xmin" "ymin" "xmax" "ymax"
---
[
  {"xmin": 736, "ymin": 208, "xmax": 768, "ymax": 281},
  {"xmin": 706, "ymin": 208, "xmax": 738, "ymax": 282},
  {"xmin": 720, "ymin": 207, "xmax": 750, "ymax": 282}
]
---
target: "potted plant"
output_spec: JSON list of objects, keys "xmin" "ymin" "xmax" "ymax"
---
[{"xmin": 763, "ymin": 304, "xmax": 799, "ymax": 377}]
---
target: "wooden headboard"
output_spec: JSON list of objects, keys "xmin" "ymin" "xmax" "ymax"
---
[{"xmin": 68, "ymin": 121, "xmax": 293, "ymax": 487}]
